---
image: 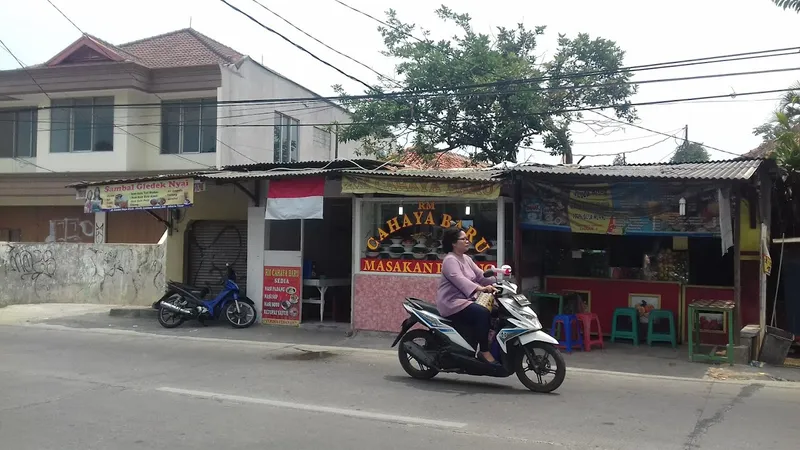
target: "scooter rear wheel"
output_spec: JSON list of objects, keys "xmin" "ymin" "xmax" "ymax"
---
[
  {"xmin": 398, "ymin": 329, "xmax": 439, "ymax": 380},
  {"xmin": 158, "ymin": 296, "xmax": 186, "ymax": 329},
  {"xmin": 515, "ymin": 342, "xmax": 566, "ymax": 393}
]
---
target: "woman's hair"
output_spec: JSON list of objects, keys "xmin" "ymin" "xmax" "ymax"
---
[{"xmin": 441, "ymin": 227, "xmax": 463, "ymax": 253}]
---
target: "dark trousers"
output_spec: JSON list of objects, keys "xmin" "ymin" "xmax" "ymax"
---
[{"xmin": 447, "ymin": 302, "xmax": 491, "ymax": 352}]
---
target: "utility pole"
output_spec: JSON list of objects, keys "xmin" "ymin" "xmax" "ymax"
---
[{"xmin": 684, "ymin": 125, "xmax": 689, "ymax": 149}]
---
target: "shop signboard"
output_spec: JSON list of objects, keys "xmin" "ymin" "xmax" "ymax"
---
[
  {"xmin": 360, "ymin": 258, "xmax": 496, "ymax": 274},
  {"xmin": 342, "ymin": 175, "xmax": 501, "ymax": 199},
  {"xmin": 520, "ymin": 181, "xmax": 720, "ymax": 236},
  {"xmin": 262, "ymin": 265, "xmax": 302, "ymax": 325},
  {"xmin": 84, "ymin": 178, "xmax": 195, "ymax": 213}
]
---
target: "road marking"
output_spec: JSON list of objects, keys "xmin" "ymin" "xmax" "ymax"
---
[{"xmin": 156, "ymin": 387, "xmax": 468, "ymax": 429}]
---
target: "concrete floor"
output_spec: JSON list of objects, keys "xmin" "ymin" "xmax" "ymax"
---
[{"xmin": 1, "ymin": 323, "xmax": 799, "ymax": 450}]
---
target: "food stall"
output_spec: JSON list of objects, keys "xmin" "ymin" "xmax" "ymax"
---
[
  {"xmin": 343, "ymin": 172, "xmax": 511, "ymax": 332},
  {"xmin": 513, "ymin": 166, "xmax": 768, "ymax": 345}
]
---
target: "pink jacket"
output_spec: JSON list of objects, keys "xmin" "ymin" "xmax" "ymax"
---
[{"xmin": 435, "ymin": 253, "xmax": 496, "ymax": 317}]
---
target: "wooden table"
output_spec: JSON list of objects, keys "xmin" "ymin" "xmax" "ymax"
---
[{"xmin": 688, "ymin": 299, "xmax": 735, "ymax": 366}]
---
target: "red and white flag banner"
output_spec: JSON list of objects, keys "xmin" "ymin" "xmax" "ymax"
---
[{"xmin": 265, "ymin": 177, "xmax": 325, "ymax": 220}]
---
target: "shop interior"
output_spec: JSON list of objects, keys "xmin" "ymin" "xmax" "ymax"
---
[{"xmin": 266, "ymin": 198, "xmax": 353, "ymax": 324}]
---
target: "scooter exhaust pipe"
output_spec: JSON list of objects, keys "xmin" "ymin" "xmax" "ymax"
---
[
  {"xmin": 402, "ymin": 341, "xmax": 439, "ymax": 369},
  {"xmin": 159, "ymin": 301, "xmax": 193, "ymax": 316}
]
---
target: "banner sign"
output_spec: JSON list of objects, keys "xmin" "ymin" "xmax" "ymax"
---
[
  {"xmin": 520, "ymin": 181, "xmax": 720, "ymax": 236},
  {"xmin": 262, "ymin": 265, "xmax": 302, "ymax": 326},
  {"xmin": 360, "ymin": 258, "xmax": 496, "ymax": 274},
  {"xmin": 364, "ymin": 201, "xmax": 492, "ymax": 253},
  {"xmin": 84, "ymin": 178, "xmax": 194, "ymax": 213},
  {"xmin": 342, "ymin": 175, "xmax": 500, "ymax": 199}
]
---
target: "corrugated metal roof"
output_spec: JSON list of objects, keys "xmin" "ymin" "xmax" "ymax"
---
[
  {"xmin": 200, "ymin": 168, "xmax": 337, "ymax": 180},
  {"xmin": 221, "ymin": 159, "xmax": 399, "ymax": 172},
  {"xmin": 66, "ymin": 171, "xmax": 209, "ymax": 188},
  {"xmin": 340, "ymin": 168, "xmax": 504, "ymax": 181},
  {"xmin": 511, "ymin": 158, "xmax": 768, "ymax": 181}
]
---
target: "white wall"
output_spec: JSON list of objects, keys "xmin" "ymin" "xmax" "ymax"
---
[
  {"xmin": 0, "ymin": 89, "xmax": 216, "ymax": 174},
  {"xmin": 218, "ymin": 58, "xmax": 361, "ymax": 167}
]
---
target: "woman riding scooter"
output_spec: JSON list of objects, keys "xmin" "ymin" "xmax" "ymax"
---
[{"xmin": 435, "ymin": 227, "xmax": 499, "ymax": 364}]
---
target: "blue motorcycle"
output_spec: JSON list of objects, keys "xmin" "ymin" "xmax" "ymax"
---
[{"xmin": 156, "ymin": 263, "xmax": 257, "ymax": 329}]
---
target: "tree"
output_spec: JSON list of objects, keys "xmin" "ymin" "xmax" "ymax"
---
[
  {"xmin": 612, "ymin": 153, "xmax": 627, "ymax": 165},
  {"xmin": 772, "ymin": 0, "xmax": 800, "ymax": 12},
  {"xmin": 670, "ymin": 142, "xmax": 709, "ymax": 163},
  {"xmin": 335, "ymin": 6, "xmax": 637, "ymax": 165},
  {"xmin": 753, "ymin": 83, "xmax": 800, "ymax": 142}
]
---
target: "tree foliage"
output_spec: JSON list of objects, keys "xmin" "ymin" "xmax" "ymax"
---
[
  {"xmin": 773, "ymin": 0, "xmax": 800, "ymax": 12},
  {"xmin": 670, "ymin": 142, "xmax": 709, "ymax": 163},
  {"xmin": 753, "ymin": 84, "xmax": 800, "ymax": 142},
  {"xmin": 335, "ymin": 6, "xmax": 637, "ymax": 164}
]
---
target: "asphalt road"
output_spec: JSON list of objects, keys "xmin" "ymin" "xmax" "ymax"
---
[{"xmin": 0, "ymin": 324, "xmax": 798, "ymax": 450}]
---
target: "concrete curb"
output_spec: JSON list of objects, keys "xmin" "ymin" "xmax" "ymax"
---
[
  {"xmin": 109, "ymin": 307, "xmax": 158, "ymax": 318},
  {"xmin": 9, "ymin": 322, "xmax": 800, "ymax": 390}
]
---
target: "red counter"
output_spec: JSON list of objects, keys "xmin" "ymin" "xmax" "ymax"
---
[{"xmin": 545, "ymin": 276, "xmax": 682, "ymax": 341}]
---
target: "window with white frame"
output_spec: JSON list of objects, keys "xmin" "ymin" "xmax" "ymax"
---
[
  {"xmin": 50, "ymin": 97, "xmax": 114, "ymax": 152},
  {"xmin": 0, "ymin": 109, "xmax": 37, "ymax": 158},
  {"xmin": 161, "ymin": 98, "xmax": 217, "ymax": 154},
  {"xmin": 273, "ymin": 112, "xmax": 299, "ymax": 163}
]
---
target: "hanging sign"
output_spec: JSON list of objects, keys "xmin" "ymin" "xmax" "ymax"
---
[
  {"xmin": 84, "ymin": 178, "xmax": 194, "ymax": 213},
  {"xmin": 262, "ymin": 265, "xmax": 302, "ymax": 326},
  {"xmin": 342, "ymin": 175, "xmax": 501, "ymax": 199},
  {"xmin": 520, "ymin": 181, "xmax": 720, "ymax": 236}
]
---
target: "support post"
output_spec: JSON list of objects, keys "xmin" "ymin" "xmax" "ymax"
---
[
  {"xmin": 733, "ymin": 186, "xmax": 742, "ymax": 345},
  {"xmin": 513, "ymin": 175, "xmax": 523, "ymax": 289}
]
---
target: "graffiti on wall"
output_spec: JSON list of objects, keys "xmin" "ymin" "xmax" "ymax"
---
[
  {"xmin": 0, "ymin": 242, "xmax": 165, "ymax": 307},
  {"xmin": 45, "ymin": 218, "xmax": 95, "ymax": 243}
]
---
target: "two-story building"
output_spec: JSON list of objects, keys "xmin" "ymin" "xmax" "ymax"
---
[{"xmin": 0, "ymin": 27, "xmax": 361, "ymax": 290}]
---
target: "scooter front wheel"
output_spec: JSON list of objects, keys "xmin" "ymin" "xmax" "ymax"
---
[
  {"xmin": 398, "ymin": 329, "xmax": 439, "ymax": 380},
  {"xmin": 225, "ymin": 300, "xmax": 257, "ymax": 328},
  {"xmin": 515, "ymin": 342, "xmax": 566, "ymax": 393}
]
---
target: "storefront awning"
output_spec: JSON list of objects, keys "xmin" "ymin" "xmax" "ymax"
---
[{"xmin": 341, "ymin": 170, "xmax": 504, "ymax": 199}]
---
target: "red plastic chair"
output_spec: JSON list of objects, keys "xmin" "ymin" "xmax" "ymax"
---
[{"xmin": 576, "ymin": 313, "xmax": 604, "ymax": 351}]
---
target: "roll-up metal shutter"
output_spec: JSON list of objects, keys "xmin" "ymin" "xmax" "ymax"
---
[{"xmin": 187, "ymin": 220, "xmax": 248, "ymax": 297}]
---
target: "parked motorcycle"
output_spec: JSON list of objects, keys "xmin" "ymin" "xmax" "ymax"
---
[
  {"xmin": 156, "ymin": 263, "xmax": 257, "ymax": 329},
  {"xmin": 391, "ymin": 265, "xmax": 566, "ymax": 393}
]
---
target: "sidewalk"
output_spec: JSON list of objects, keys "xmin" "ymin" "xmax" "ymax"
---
[{"xmin": 4, "ymin": 303, "xmax": 800, "ymax": 383}]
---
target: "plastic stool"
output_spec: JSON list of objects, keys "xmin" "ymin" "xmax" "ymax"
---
[
  {"xmin": 647, "ymin": 309, "xmax": 676, "ymax": 348},
  {"xmin": 576, "ymin": 312, "xmax": 604, "ymax": 351},
  {"xmin": 551, "ymin": 314, "xmax": 583, "ymax": 353},
  {"xmin": 611, "ymin": 307, "xmax": 639, "ymax": 346}
]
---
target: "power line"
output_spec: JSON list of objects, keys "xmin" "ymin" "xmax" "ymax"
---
[
  {"xmin": 220, "ymin": 0, "xmax": 375, "ymax": 91},
  {"xmin": 332, "ymin": 0, "xmax": 800, "ymax": 89},
  {"xmin": 590, "ymin": 111, "xmax": 740, "ymax": 157},
  {"xmin": 23, "ymin": 63, "xmax": 800, "ymax": 113},
  {"xmin": 248, "ymin": 0, "xmax": 401, "ymax": 87}
]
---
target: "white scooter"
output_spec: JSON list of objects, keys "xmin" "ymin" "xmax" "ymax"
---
[{"xmin": 391, "ymin": 265, "xmax": 566, "ymax": 393}]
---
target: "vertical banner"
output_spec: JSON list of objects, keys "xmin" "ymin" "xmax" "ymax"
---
[{"xmin": 262, "ymin": 265, "xmax": 302, "ymax": 325}]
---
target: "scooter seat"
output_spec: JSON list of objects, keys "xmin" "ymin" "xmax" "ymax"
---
[{"xmin": 407, "ymin": 298, "xmax": 443, "ymax": 317}]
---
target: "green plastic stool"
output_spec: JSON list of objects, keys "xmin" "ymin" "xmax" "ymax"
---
[
  {"xmin": 611, "ymin": 307, "xmax": 639, "ymax": 346},
  {"xmin": 646, "ymin": 309, "xmax": 676, "ymax": 348}
]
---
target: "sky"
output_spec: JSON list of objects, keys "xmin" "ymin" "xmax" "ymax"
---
[{"xmin": 2, "ymin": 0, "xmax": 800, "ymax": 165}]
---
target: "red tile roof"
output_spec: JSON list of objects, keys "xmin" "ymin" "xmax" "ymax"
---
[
  {"xmin": 117, "ymin": 28, "xmax": 244, "ymax": 68},
  {"xmin": 398, "ymin": 150, "xmax": 486, "ymax": 169}
]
